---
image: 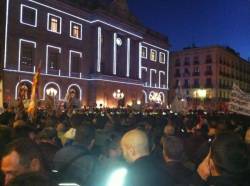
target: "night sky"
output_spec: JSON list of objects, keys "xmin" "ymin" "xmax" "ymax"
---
[{"xmin": 127, "ymin": 0, "xmax": 250, "ymax": 60}]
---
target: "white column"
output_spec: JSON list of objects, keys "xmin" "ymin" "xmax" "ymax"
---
[
  {"xmin": 4, "ymin": 0, "xmax": 10, "ymax": 69},
  {"xmin": 139, "ymin": 42, "xmax": 142, "ymax": 79},
  {"xmin": 113, "ymin": 33, "xmax": 117, "ymax": 75},
  {"xmin": 97, "ymin": 27, "xmax": 102, "ymax": 72},
  {"xmin": 166, "ymin": 51, "xmax": 170, "ymax": 89},
  {"xmin": 126, "ymin": 38, "xmax": 131, "ymax": 77}
]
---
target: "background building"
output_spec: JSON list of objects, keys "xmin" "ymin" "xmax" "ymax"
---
[
  {"xmin": 170, "ymin": 45, "xmax": 250, "ymax": 110},
  {"xmin": 0, "ymin": 0, "xmax": 170, "ymax": 107}
]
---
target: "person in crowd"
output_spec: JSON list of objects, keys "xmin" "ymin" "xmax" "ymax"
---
[
  {"xmin": 195, "ymin": 132, "xmax": 250, "ymax": 186},
  {"xmin": 53, "ymin": 123, "xmax": 97, "ymax": 185},
  {"xmin": 162, "ymin": 136, "xmax": 193, "ymax": 185},
  {"xmin": 6, "ymin": 172, "xmax": 53, "ymax": 186},
  {"xmin": 0, "ymin": 103, "xmax": 15, "ymax": 126},
  {"xmin": 37, "ymin": 127, "xmax": 61, "ymax": 172},
  {"xmin": 119, "ymin": 129, "xmax": 174, "ymax": 186},
  {"xmin": 1, "ymin": 138, "xmax": 46, "ymax": 185},
  {"xmin": 12, "ymin": 124, "xmax": 37, "ymax": 141}
]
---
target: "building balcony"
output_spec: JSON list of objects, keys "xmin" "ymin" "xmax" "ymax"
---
[
  {"xmin": 174, "ymin": 73, "xmax": 181, "ymax": 77},
  {"xmin": 192, "ymin": 84, "xmax": 200, "ymax": 88},
  {"xmin": 205, "ymin": 59, "xmax": 212, "ymax": 64},
  {"xmin": 184, "ymin": 62, "xmax": 190, "ymax": 66},
  {"xmin": 192, "ymin": 72, "xmax": 200, "ymax": 76},
  {"xmin": 205, "ymin": 84, "xmax": 213, "ymax": 88},
  {"xmin": 205, "ymin": 71, "xmax": 213, "ymax": 76},
  {"xmin": 183, "ymin": 85, "xmax": 190, "ymax": 89},
  {"xmin": 48, "ymin": 69, "xmax": 60, "ymax": 75},
  {"xmin": 193, "ymin": 61, "xmax": 200, "ymax": 65}
]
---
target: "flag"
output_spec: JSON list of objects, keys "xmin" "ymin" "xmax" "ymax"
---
[{"xmin": 27, "ymin": 65, "xmax": 41, "ymax": 119}]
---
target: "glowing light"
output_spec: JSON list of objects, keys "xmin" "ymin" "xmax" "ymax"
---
[
  {"xmin": 142, "ymin": 42, "xmax": 168, "ymax": 52},
  {"xmin": 106, "ymin": 167, "xmax": 127, "ymax": 186},
  {"xmin": 139, "ymin": 42, "xmax": 142, "ymax": 79},
  {"xmin": 149, "ymin": 91, "xmax": 162, "ymax": 103},
  {"xmin": 30, "ymin": 0, "xmax": 142, "ymax": 38},
  {"xmin": 113, "ymin": 33, "xmax": 117, "ymax": 75},
  {"xmin": 97, "ymin": 27, "xmax": 102, "ymax": 72},
  {"xmin": 166, "ymin": 50, "xmax": 170, "ymax": 90},
  {"xmin": 47, "ymin": 13, "xmax": 62, "ymax": 34},
  {"xmin": 150, "ymin": 49, "xmax": 157, "ymax": 62},
  {"xmin": 137, "ymin": 100, "xmax": 141, "ymax": 105},
  {"xmin": 58, "ymin": 183, "xmax": 80, "ymax": 186},
  {"xmin": 116, "ymin": 38, "xmax": 122, "ymax": 46},
  {"xmin": 194, "ymin": 89, "xmax": 207, "ymax": 99},
  {"xmin": 113, "ymin": 89, "xmax": 124, "ymax": 100},
  {"xmin": 46, "ymin": 87, "xmax": 58, "ymax": 96},
  {"xmin": 4, "ymin": 0, "xmax": 10, "ymax": 69},
  {"xmin": 96, "ymin": 100, "xmax": 104, "ymax": 108},
  {"xmin": 70, "ymin": 21, "xmax": 82, "ymax": 40},
  {"xmin": 126, "ymin": 38, "xmax": 130, "ymax": 77},
  {"xmin": 43, "ymin": 82, "xmax": 61, "ymax": 100}
]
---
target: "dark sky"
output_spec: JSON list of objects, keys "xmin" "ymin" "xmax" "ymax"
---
[{"xmin": 127, "ymin": 0, "xmax": 250, "ymax": 60}]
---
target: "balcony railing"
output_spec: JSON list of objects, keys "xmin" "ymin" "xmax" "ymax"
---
[
  {"xmin": 205, "ymin": 84, "xmax": 213, "ymax": 88},
  {"xmin": 192, "ymin": 72, "xmax": 200, "ymax": 76},
  {"xmin": 192, "ymin": 84, "xmax": 200, "ymax": 88},
  {"xmin": 205, "ymin": 71, "xmax": 213, "ymax": 76},
  {"xmin": 193, "ymin": 61, "xmax": 200, "ymax": 65},
  {"xmin": 174, "ymin": 73, "xmax": 181, "ymax": 77}
]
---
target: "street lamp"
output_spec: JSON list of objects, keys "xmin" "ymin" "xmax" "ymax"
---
[
  {"xmin": 113, "ymin": 89, "xmax": 124, "ymax": 100},
  {"xmin": 46, "ymin": 87, "xmax": 58, "ymax": 97}
]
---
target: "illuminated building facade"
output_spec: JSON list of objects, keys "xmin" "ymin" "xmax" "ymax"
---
[
  {"xmin": 170, "ymin": 45, "xmax": 250, "ymax": 110},
  {"xmin": 0, "ymin": 0, "xmax": 170, "ymax": 107}
]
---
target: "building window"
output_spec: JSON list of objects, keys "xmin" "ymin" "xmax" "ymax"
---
[
  {"xmin": 194, "ymin": 79, "xmax": 200, "ymax": 88},
  {"xmin": 184, "ymin": 57, "xmax": 190, "ymax": 65},
  {"xmin": 47, "ymin": 13, "xmax": 61, "ymax": 34},
  {"xmin": 48, "ymin": 51, "xmax": 59, "ymax": 70},
  {"xmin": 150, "ymin": 49, "xmax": 157, "ymax": 62},
  {"xmin": 175, "ymin": 59, "xmax": 181, "ymax": 66},
  {"xmin": 70, "ymin": 21, "xmax": 82, "ymax": 40},
  {"xmin": 69, "ymin": 51, "xmax": 82, "ymax": 77},
  {"xmin": 184, "ymin": 79, "xmax": 189, "ymax": 88},
  {"xmin": 141, "ymin": 46, "xmax": 147, "ymax": 59},
  {"xmin": 193, "ymin": 56, "xmax": 199, "ymax": 65},
  {"xmin": 159, "ymin": 52, "xmax": 165, "ymax": 63},
  {"xmin": 206, "ymin": 78, "xmax": 213, "ymax": 88},
  {"xmin": 20, "ymin": 4, "xmax": 37, "ymax": 27},
  {"xmin": 21, "ymin": 44, "xmax": 34, "ymax": 66},
  {"xmin": 206, "ymin": 55, "xmax": 212, "ymax": 63}
]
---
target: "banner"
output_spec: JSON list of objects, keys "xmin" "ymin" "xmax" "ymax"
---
[{"xmin": 228, "ymin": 84, "xmax": 250, "ymax": 116}]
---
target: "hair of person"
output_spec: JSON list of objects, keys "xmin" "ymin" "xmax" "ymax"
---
[
  {"xmin": 3, "ymin": 138, "xmax": 43, "ymax": 168},
  {"xmin": 162, "ymin": 136, "xmax": 184, "ymax": 161},
  {"xmin": 38, "ymin": 127, "xmax": 57, "ymax": 141},
  {"xmin": 12, "ymin": 124, "xmax": 37, "ymax": 139},
  {"xmin": 211, "ymin": 132, "xmax": 248, "ymax": 175},
  {"xmin": 6, "ymin": 172, "xmax": 52, "ymax": 186},
  {"xmin": 70, "ymin": 113, "xmax": 84, "ymax": 128},
  {"xmin": 74, "ymin": 123, "xmax": 95, "ymax": 146}
]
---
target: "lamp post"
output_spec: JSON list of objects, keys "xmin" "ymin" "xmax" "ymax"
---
[
  {"xmin": 113, "ymin": 89, "xmax": 124, "ymax": 107},
  {"xmin": 194, "ymin": 89, "xmax": 207, "ymax": 110}
]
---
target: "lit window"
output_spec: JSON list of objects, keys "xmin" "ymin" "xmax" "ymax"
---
[
  {"xmin": 159, "ymin": 52, "xmax": 165, "ymax": 63},
  {"xmin": 20, "ymin": 4, "xmax": 37, "ymax": 27},
  {"xmin": 141, "ymin": 47, "xmax": 147, "ymax": 58},
  {"xmin": 70, "ymin": 21, "xmax": 82, "ymax": 40},
  {"xmin": 150, "ymin": 49, "xmax": 157, "ymax": 62},
  {"xmin": 47, "ymin": 13, "xmax": 61, "ymax": 34}
]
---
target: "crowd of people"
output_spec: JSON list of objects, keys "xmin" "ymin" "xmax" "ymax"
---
[{"xmin": 0, "ymin": 101, "xmax": 249, "ymax": 186}]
